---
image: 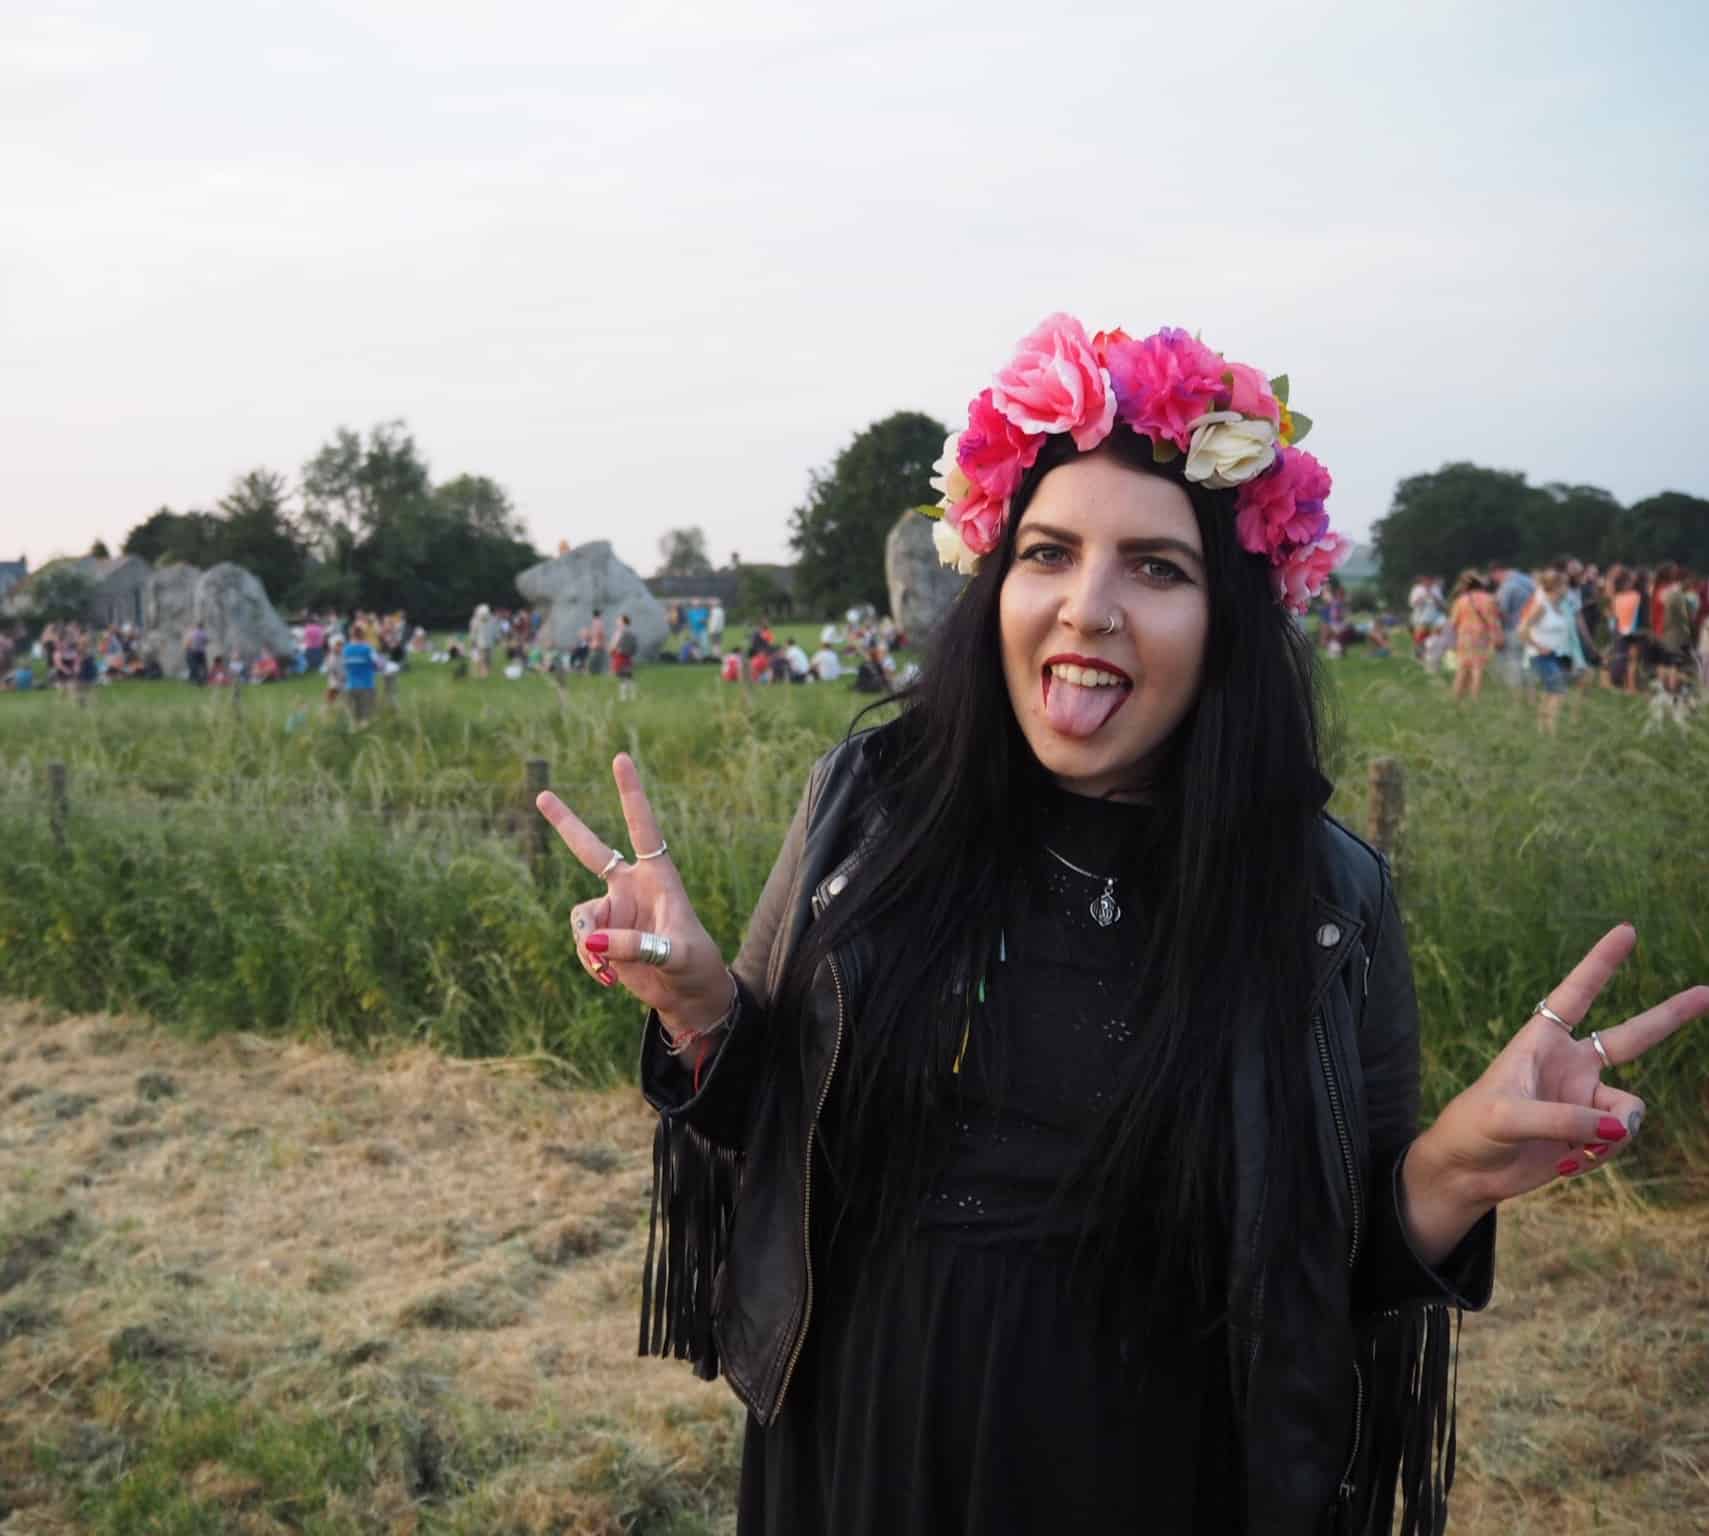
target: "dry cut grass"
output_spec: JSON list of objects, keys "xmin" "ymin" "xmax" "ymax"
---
[{"xmin": 1, "ymin": 1001, "xmax": 1705, "ymax": 1533}]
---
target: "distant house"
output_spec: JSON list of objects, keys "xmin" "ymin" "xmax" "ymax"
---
[
  {"xmin": 0, "ymin": 557, "xmax": 25, "ymax": 603},
  {"xmin": 4, "ymin": 555, "xmax": 151, "ymax": 628}
]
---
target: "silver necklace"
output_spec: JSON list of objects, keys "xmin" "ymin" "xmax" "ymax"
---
[{"xmin": 1043, "ymin": 844, "xmax": 1122, "ymax": 927}]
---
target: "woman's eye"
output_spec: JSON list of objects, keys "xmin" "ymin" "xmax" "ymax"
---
[
  {"xmin": 1136, "ymin": 558, "xmax": 1188, "ymax": 585},
  {"xmin": 1019, "ymin": 544, "xmax": 1068, "ymax": 567}
]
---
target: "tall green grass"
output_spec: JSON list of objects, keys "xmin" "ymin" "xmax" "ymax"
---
[{"xmin": 1, "ymin": 657, "xmax": 1705, "ymax": 1165}]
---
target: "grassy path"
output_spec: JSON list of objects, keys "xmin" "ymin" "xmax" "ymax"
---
[{"xmin": 4, "ymin": 1002, "xmax": 1706, "ymax": 1533}]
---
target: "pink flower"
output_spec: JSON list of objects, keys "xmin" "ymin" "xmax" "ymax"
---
[
  {"xmin": 990, "ymin": 313, "xmax": 1118, "ymax": 450},
  {"xmin": 1219, "ymin": 360, "xmax": 1280, "ymax": 425},
  {"xmin": 946, "ymin": 486, "xmax": 1008, "ymax": 557},
  {"xmin": 1233, "ymin": 447, "xmax": 1334, "ymax": 560},
  {"xmin": 1102, "ymin": 327, "xmax": 1228, "ymax": 452},
  {"xmin": 957, "ymin": 389, "xmax": 1044, "ymax": 498},
  {"xmin": 1273, "ymin": 533, "xmax": 1353, "ymax": 614}
]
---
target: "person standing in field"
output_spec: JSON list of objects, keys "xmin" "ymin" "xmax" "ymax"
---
[
  {"xmin": 612, "ymin": 613, "xmax": 639, "ymax": 701},
  {"xmin": 709, "ymin": 600, "xmax": 726, "ymax": 652},
  {"xmin": 535, "ymin": 312, "xmax": 1708, "ymax": 1536},
  {"xmin": 1656, "ymin": 567, "xmax": 1694, "ymax": 695},
  {"xmin": 184, "ymin": 620, "xmax": 209, "ymax": 685},
  {"xmin": 587, "ymin": 609, "xmax": 609, "ymax": 676},
  {"xmin": 469, "ymin": 604, "xmax": 497, "ymax": 678},
  {"xmin": 1491, "ymin": 562, "xmax": 1535, "ymax": 689},
  {"xmin": 1448, "ymin": 570, "xmax": 1501, "ymax": 701},
  {"xmin": 1609, "ymin": 568, "xmax": 1643, "ymax": 694},
  {"xmin": 1519, "ymin": 568, "xmax": 1574, "ymax": 734},
  {"xmin": 343, "ymin": 623, "xmax": 377, "ymax": 725}
]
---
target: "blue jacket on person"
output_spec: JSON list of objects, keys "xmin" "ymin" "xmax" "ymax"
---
[{"xmin": 343, "ymin": 642, "xmax": 376, "ymax": 691}]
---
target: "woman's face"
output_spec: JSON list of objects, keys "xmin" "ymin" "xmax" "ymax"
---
[{"xmin": 999, "ymin": 451, "xmax": 1210, "ymax": 800}]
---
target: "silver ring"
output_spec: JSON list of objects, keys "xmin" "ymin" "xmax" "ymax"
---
[
  {"xmin": 1100, "ymin": 613, "xmax": 1120, "ymax": 635},
  {"xmin": 634, "ymin": 841, "xmax": 669, "ymax": 861},
  {"xmin": 1532, "ymin": 998, "xmax": 1573, "ymax": 1034},
  {"xmin": 637, "ymin": 932, "xmax": 672, "ymax": 968},
  {"xmin": 597, "ymin": 849, "xmax": 625, "ymax": 881},
  {"xmin": 1589, "ymin": 1030, "xmax": 1613, "ymax": 1072}
]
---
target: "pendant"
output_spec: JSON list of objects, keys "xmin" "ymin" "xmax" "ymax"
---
[{"xmin": 1091, "ymin": 880, "xmax": 1121, "ymax": 927}]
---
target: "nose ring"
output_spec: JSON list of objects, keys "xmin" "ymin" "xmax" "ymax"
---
[{"xmin": 1100, "ymin": 613, "xmax": 1121, "ymax": 636}]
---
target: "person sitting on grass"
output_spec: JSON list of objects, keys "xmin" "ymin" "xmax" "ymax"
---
[
  {"xmin": 207, "ymin": 654, "xmax": 231, "ymax": 686},
  {"xmin": 721, "ymin": 650, "xmax": 743, "ymax": 683}
]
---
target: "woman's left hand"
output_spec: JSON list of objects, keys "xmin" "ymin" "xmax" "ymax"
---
[{"xmin": 1417, "ymin": 924, "xmax": 1708, "ymax": 1215}]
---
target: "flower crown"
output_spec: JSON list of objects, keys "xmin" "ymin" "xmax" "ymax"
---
[{"xmin": 922, "ymin": 313, "xmax": 1350, "ymax": 613}]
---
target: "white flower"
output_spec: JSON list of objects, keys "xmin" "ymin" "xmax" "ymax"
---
[
  {"xmin": 929, "ymin": 432, "xmax": 970, "ymax": 509},
  {"xmin": 933, "ymin": 516, "xmax": 981, "ymax": 575},
  {"xmin": 1183, "ymin": 411, "xmax": 1278, "ymax": 489}
]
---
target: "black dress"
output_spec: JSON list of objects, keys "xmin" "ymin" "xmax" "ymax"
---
[{"xmin": 738, "ymin": 787, "xmax": 1243, "ymax": 1534}]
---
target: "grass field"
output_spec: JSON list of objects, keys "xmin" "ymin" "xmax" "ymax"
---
[
  {"xmin": 3, "ymin": 1001, "xmax": 1706, "ymax": 1535},
  {"xmin": 2, "ymin": 640, "xmax": 1705, "ymax": 1165}
]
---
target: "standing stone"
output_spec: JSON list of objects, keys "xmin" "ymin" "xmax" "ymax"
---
[
  {"xmin": 142, "ymin": 562, "xmax": 294, "ymax": 679},
  {"xmin": 515, "ymin": 542, "xmax": 670, "ymax": 659},
  {"xmin": 141, "ymin": 564, "xmax": 203, "ymax": 678},
  {"xmin": 886, "ymin": 511, "xmax": 965, "ymax": 643}
]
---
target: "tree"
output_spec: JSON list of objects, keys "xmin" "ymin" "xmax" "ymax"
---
[
  {"xmin": 656, "ymin": 527, "xmax": 713, "ymax": 578},
  {"xmin": 790, "ymin": 411, "xmax": 948, "ymax": 612},
  {"xmin": 432, "ymin": 474, "xmax": 524, "ymax": 541},
  {"xmin": 299, "ymin": 422, "xmax": 432, "ymax": 564},
  {"xmin": 217, "ymin": 468, "xmax": 306, "ymax": 601},
  {"xmin": 23, "ymin": 567, "xmax": 95, "ymax": 625},
  {"xmin": 1516, "ymin": 484, "xmax": 1621, "ymax": 568},
  {"xmin": 1616, "ymin": 492, "xmax": 1709, "ymax": 568},
  {"xmin": 88, "ymin": 538, "xmax": 111, "ymax": 559},
  {"xmin": 122, "ymin": 506, "xmax": 225, "ymax": 568},
  {"xmin": 1370, "ymin": 463, "xmax": 1548, "ymax": 605}
]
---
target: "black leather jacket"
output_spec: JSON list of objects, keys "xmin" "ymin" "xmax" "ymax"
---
[{"xmin": 639, "ymin": 730, "xmax": 1496, "ymax": 1534}]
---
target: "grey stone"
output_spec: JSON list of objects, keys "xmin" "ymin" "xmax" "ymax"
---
[
  {"xmin": 886, "ymin": 510, "xmax": 965, "ymax": 643},
  {"xmin": 514, "ymin": 542, "xmax": 670, "ymax": 659},
  {"xmin": 142, "ymin": 562, "xmax": 294, "ymax": 678}
]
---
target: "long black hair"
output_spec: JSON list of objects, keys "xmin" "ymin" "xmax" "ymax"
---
[{"xmin": 777, "ymin": 424, "xmax": 1327, "ymax": 1313}]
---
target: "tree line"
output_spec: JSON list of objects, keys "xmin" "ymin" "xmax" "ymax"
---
[
  {"xmin": 116, "ymin": 422, "xmax": 541, "ymax": 626},
  {"xmin": 1371, "ymin": 463, "xmax": 1708, "ymax": 605}
]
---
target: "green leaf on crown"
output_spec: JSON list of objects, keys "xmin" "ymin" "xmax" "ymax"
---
[
  {"xmin": 1150, "ymin": 438, "xmax": 1180, "ymax": 464},
  {"xmin": 913, "ymin": 503, "xmax": 944, "ymax": 521},
  {"xmin": 1269, "ymin": 374, "xmax": 1290, "ymax": 406},
  {"xmin": 1287, "ymin": 411, "xmax": 1312, "ymax": 445}
]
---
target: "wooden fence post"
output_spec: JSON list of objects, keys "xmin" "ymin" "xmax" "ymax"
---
[
  {"xmin": 524, "ymin": 758, "xmax": 550, "ymax": 877},
  {"xmin": 49, "ymin": 762, "xmax": 68, "ymax": 856},
  {"xmin": 1366, "ymin": 756, "xmax": 1405, "ymax": 863}
]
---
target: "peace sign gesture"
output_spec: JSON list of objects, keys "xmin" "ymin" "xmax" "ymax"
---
[
  {"xmin": 1419, "ymin": 924, "xmax": 1709, "ymax": 1210},
  {"xmin": 535, "ymin": 754, "xmax": 734, "ymax": 1042}
]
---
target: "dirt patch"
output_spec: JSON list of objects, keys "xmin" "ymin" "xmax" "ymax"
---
[{"xmin": 1, "ymin": 1001, "xmax": 1704, "ymax": 1534}]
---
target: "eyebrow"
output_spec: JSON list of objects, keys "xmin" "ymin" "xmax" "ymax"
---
[{"xmin": 1018, "ymin": 523, "xmax": 1205, "ymax": 567}]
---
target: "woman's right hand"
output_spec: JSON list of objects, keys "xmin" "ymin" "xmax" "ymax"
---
[{"xmin": 536, "ymin": 753, "xmax": 734, "ymax": 1041}]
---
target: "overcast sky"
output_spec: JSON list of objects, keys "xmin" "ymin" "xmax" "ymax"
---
[{"xmin": 4, "ymin": 0, "xmax": 1705, "ymax": 578}]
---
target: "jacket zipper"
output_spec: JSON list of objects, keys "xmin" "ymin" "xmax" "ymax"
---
[
  {"xmin": 1315, "ymin": 1006, "xmax": 1367, "ymax": 1507},
  {"xmin": 1314, "ymin": 1009, "xmax": 1364, "ymax": 1271},
  {"xmin": 774, "ymin": 948, "xmax": 847, "ymax": 1413},
  {"xmin": 1337, "ymin": 1358, "xmax": 1365, "ymax": 1502}
]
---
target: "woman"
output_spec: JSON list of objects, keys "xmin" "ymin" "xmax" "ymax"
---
[
  {"xmin": 1447, "ymin": 569, "xmax": 1501, "ymax": 700},
  {"xmin": 1518, "ymin": 569, "xmax": 1575, "ymax": 734},
  {"xmin": 1609, "ymin": 566, "xmax": 1642, "ymax": 692},
  {"xmin": 536, "ymin": 316, "xmax": 1704, "ymax": 1535},
  {"xmin": 612, "ymin": 613, "xmax": 639, "ymax": 702}
]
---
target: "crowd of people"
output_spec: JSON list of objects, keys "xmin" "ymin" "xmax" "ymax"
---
[
  {"xmin": 1314, "ymin": 557, "xmax": 1707, "ymax": 735},
  {"xmin": 714, "ymin": 607, "xmax": 915, "ymax": 693},
  {"xmin": 0, "ymin": 620, "xmax": 165, "ymax": 693}
]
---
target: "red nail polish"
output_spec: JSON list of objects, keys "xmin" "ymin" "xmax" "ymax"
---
[
  {"xmin": 1597, "ymin": 1117, "xmax": 1628, "ymax": 1142},
  {"xmin": 596, "ymin": 968, "xmax": 615, "ymax": 988},
  {"xmin": 585, "ymin": 932, "xmax": 609, "ymax": 954},
  {"xmin": 1583, "ymin": 1143, "xmax": 1608, "ymax": 1157},
  {"xmin": 1556, "ymin": 1158, "xmax": 1579, "ymax": 1177}
]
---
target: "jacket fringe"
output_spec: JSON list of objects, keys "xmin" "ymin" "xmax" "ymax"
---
[
  {"xmin": 1342, "ymin": 1303, "xmax": 1461, "ymax": 1536},
  {"xmin": 638, "ymin": 1113, "xmax": 741, "ymax": 1381}
]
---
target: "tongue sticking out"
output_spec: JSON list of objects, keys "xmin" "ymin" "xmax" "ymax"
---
[{"xmin": 1043, "ymin": 675, "xmax": 1130, "ymax": 738}]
